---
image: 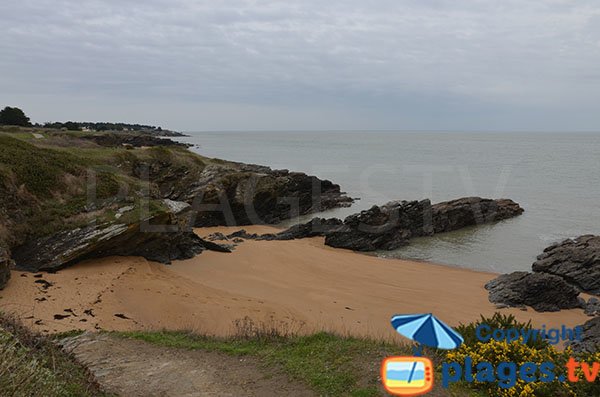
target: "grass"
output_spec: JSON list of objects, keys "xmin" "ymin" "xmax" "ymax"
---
[
  {"xmin": 118, "ymin": 329, "xmax": 398, "ymax": 396},
  {"xmin": 0, "ymin": 313, "xmax": 109, "ymax": 396},
  {"xmin": 116, "ymin": 318, "xmax": 477, "ymax": 397},
  {"xmin": 0, "ymin": 129, "xmax": 207, "ymax": 242},
  {"xmin": 0, "ymin": 134, "xmax": 83, "ymax": 197}
]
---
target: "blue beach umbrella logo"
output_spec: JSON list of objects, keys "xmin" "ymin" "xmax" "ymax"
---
[{"xmin": 390, "ymin": 313, "xmax": 464, "ymax": 351}]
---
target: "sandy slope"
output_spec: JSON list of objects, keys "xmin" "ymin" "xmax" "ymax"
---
[{"xmin": 0, "ymin": 226, "xmax": 588, "ymax": 339}]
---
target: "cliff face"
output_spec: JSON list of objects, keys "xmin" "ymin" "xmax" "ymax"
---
[
  {"xmin": 0, "ymin": 129, "xmax": 354, "ymax": 283},
  {"xmin": 180, "ymin": 164, "xmax": 353, "ymax": 227},
  {"xmin": 11, "ymin": 201, "xmax": 230, "ymax": 272}
]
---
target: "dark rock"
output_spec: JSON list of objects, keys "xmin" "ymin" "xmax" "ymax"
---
[
  {"xmin": 206, "ymin": 232, "xmax": 228, "ymax": 241},
  {"xmin": 568, "ymin": 317, "xmax": 600, "ymax": 353},
  {"xmin": 325, "ymin": 200, "xmax": 432, "ymax": 251},
  {"xmin": 532, "ymin": 235, "xmax": 600, "ymax": 294},
  {"xmin": 12, "ymin": 207, "xmax": 230, "ymax": 272},
  {"xmin": 34, "ymin": 279, "xmax": 53, "ymax": 289},
  {"xmin": 245, "ymin": 197, "xmax": 524, "ymax": 252},
  {"xmin": 273, "ymin": 218, "xmax": 343, "ymax": 240},
  {"xmin": 226, "ymin": 229, "xmax": 260, "ymax": 240},
  {"xmin": 431, "ymin": 197, "xmax": 524, "ymax": 233},
  {"xmin": 0, "ymin": 246, "xmax": 12, "ymax": 289},
  {"xmin": 485, "ymin": 271, "xmax": 582, "ymax": 312},
  {"xmin": 82, "ymin": 133, "xmax": 190, "ymax": 148},
  {"xmin": 186, "ymin": 165, "xmax": 353, "ymax": 227},
  {"xmin": 584, "ymin": 297, "xmax": 600, "ymax": 317}
]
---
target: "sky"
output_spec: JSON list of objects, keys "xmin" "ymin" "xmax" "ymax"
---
[{"xmin": 2, "ymin": 0, "xmax": 600, "ymax": 131}]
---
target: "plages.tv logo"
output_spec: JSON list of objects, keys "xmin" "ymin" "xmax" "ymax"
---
[{"xmin": 381, "ymin": 313, "xmax": 463, "ymax": 396}]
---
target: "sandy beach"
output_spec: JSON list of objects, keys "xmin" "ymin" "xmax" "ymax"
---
[{"xmin": 0, "ymin": 225, "xmax": 588, "ymax": 339}]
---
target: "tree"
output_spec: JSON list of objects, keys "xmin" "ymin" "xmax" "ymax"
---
[
  {"xmin": 63, "ymin": 121, "xmax": 81, "ymax": 131},
  {"xmin": 0, "ymin": 106, "xmax": 31, "ymax": 126}
]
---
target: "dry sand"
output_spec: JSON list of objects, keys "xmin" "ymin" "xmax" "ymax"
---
[{"xmin": 0, "ymin": 226, "xmax": 588, "ymax": 340}]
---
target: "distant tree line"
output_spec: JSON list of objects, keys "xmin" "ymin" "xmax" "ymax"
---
[
  {"xmin": 42, "ymin": 121, "xmax": 164, "ymax": 132},
  {"xmin": 1, "ymin": 106, "xmax": 174, "ymax": 134},
  {"xmin": 0, "ymin": 106, "xmax": 30, "ymax": 126}
]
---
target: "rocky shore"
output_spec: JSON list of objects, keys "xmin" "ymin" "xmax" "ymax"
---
[
  {"xmin": 484, "ymin": 234, "xmax": 600, "ymax": 351},
  {"xmin": 224, "ymin": 197, "xmax": 524, "ymax": 252},
  {"xmin": 0, "ymin": 129, "xmax": 353, "ymax": 287},
  {"xmin": 486, "ymin": 235, "xmax": 600, "ymax": 313}
]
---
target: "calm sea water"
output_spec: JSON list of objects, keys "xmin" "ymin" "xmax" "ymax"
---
[{"xmin": 180, "ymin": 131, "xmax": 600, "ymax": 273}]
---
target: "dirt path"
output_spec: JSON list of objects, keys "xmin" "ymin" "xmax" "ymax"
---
[{"xmin": 59, "ymin": 333, "xmax": 315, "ymax": 397}]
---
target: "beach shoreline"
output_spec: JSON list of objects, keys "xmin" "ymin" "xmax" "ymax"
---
[{"xmin": 0, "ymin": 225, "xmax": 588, "ymax": 340}]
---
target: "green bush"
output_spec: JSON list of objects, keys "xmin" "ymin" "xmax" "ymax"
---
[
  {"xmin": 448, "ymin": 313, "xmax": 600, "ymax": 397},
  {"xmin": 456, "ymin": 313, "xmax": 549, "ymax": 349},
  {"xmin": 0, "ymin": 135, "xmax": 83, "ymax": 196}
]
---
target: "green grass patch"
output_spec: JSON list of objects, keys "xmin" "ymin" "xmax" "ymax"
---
[
  {"xmin": 0, "ymin": 313, "xmax": 108, "ymax": 396},
  {"xmin": 116, "ymin": 327, "xmax": 481, "ymax": 397},
  {"xmin": 0, "ymin": 134, "xmax": 83, "ymax": 196},
  {"xmin": 117, "ymin": 328, "xmax": 409, "ymax": 397}
]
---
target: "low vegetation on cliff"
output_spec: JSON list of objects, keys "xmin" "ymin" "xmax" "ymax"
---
[{"xmin": 0, "ymin": 313, "xmax": 106, "ymax": 396}]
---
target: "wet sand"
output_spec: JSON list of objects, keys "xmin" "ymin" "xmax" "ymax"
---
[{"xmin": 0, "ymin": 226, "xmax": 588, "ymax": 340}]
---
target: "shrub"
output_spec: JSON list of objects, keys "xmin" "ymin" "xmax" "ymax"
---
[
  {"xmin": 0, "ymin": 313, "xmax": 103, "ymax": 396},
  {"xmin": 446, "ymin": 338, "xmax": 574, "ymax": 396},
  {"xmin": 456, "ymin": 313, "xmax": 549, "ymax": 349},
  {"xmin": 447, "ymin": 313, "xmax": 600, "ymax": 397},
  {"xmin": 0, "ymin": 135, "xmax": 83, "ymax": 197}
]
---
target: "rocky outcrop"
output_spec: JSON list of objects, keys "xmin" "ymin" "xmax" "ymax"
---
[
  {"xmin": 484, "ymin": 271, "xmax": 582, "ymax": 312},
  {"xmin": 238, "ymin": 197, "xmax": 524, "ymax": 252},
  {"xmin": 270, "ymin": 218, "xmax": 343, "ymax": 240},
  {"xmin": 12, "ymin": 201, "xmax": 229, "ymax": 272},
  {"xmin": 567, "ymin": 317, "xmax": 600, "ymax": 353},
  {"xmin": 432, "ymin": 197, "xmax": 524, "ymax": 233},
  {"xmin": 532, "ymin": 235, "xmax": 600, "ymax": 295},
  {"xmin": 324, "ymin": 200, "xmax": 433, "ymax": 251},
  {"xmin": 82, "ymin": 133, "xmax": 190, "ymax": 148},
  {"xmin": 0, "ymin": 246, "xmax": 12, "ymax": 289},
  {"xmin": 183, "ymin": 165, "xmax": 353, "ymax": 227}
]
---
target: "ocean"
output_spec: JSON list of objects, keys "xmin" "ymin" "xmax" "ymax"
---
[{"xmin": 179, "ymin": 131, "xmax": 600, "ymax": 274}]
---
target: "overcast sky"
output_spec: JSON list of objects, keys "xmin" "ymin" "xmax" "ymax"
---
[{"xmin": 2, "ymin": 0, "xmax": 600, "ymax": 131}]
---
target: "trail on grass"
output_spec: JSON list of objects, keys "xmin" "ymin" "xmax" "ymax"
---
[{"xmin": 59, "ymin": 333, "xmax": 315, "ymax": 397}]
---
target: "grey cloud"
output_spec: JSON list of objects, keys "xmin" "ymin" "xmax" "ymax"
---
[{"xmin": 1, "ymin": 0, "xmax": 600, "ymax": 130}]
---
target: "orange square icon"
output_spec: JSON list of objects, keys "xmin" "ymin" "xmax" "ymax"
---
[{"xmin": 381, "ymin": 356, "xmax": 434, "ymax": 396}]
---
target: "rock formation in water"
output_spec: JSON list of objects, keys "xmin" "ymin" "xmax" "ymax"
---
[
  {"xmin": 486, "ymin": 234, "xmax": 600, "ymax": 313},
  {"xmin": 532, "ymin": 235, "xmax": 600, "ymax": 295},
  {"xmin": 484, "ymin": 271, "xmax": 582, "ymax": 312},
  {"xmin": 256, "ymin": 197, "xmax": 524, "ymax": 251},
  {"xmin": 324, "ymin": 200, "xmax": 433, "ymax": 251},
  {"xmin": 431, "ymin": 197, "xmax": 524, "ymax": 233}
]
